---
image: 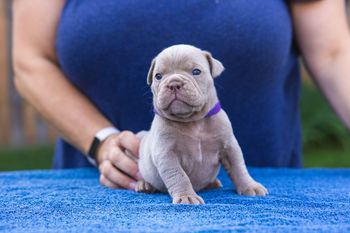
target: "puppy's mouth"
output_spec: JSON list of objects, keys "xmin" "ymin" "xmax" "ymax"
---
[
  {"xmin": 165, "ymin": 98, "xmax": 196, "ymax": 118},
  {"xmin": 156, "ymin": 77, "xmax": 204, "ymax": 118}
]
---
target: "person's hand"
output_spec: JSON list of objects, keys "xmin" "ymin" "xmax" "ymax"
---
[{"xmin": 96, "ymin": 130, "xmax": 142, "ymax": 190}]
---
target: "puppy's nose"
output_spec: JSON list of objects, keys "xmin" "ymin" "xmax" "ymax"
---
[{"xmin": 167, "ymin": 81, "xmax": 183, "ymax": 91}]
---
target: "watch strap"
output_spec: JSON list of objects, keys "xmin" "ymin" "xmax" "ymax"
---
[{"xmin": 87, "ymin": 127, "xmax": 120, "ymax": 166}]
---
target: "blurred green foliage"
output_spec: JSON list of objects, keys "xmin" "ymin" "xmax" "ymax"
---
[
  {"xmin": 301, "ymin": 83, "xmax": 350, "ymax": 167},
  {"xmin": 301, "ymin": 84, "xmax": 350, "ymax": 150},
  {"xmin": 0, "ymin": 83, "xmax": 349, "ymax": 171}
]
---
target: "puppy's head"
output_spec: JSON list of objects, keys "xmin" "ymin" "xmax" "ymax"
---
[{"xmin": 147, "ymin": 44, "xmax": 224, "ymax": 122}]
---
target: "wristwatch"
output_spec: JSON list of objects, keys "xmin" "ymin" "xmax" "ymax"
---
[{"xmin": 87, "ymin": 127, "xmax": 120, "ymax": 166}]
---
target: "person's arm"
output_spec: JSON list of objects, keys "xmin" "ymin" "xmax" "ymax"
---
[
  {"xmin": 13, "ymin": 0, "xmax": 141, "ymax": 189},
  {"xmin": 291, "ymin": 0, "xmax": 350, "ymax": 129}
]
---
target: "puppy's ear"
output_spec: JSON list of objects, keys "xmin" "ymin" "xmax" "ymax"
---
[
  {"xmin": 147, "ymin": 58, "xmax": 156, "ymax": 85},
  {"xmin": 203, "ymin": 51, "xmax": 224, "ymax": 78}
]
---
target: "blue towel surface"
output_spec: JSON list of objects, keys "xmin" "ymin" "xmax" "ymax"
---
[{"xmin": 1, "ymin": 168, "xmax": 349, "ymax": 232}]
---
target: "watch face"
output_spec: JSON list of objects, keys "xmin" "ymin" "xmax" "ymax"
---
[{"xmin": 88, "ymin": 137, "xmax": 101, "ymax": 159}]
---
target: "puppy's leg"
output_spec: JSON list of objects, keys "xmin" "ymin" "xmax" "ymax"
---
[
  {"xmin": 135, "ymin": 179, "xmax": 158, "ymax": 194},
  {"xmin": 155, "ymin": 153, "xmax": 204, "ymax": 204},
  {"xmin": 220, "ymin": 135, "xmax": 268, "ymax": 196}
]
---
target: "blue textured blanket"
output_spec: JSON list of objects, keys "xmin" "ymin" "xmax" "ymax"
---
[{"xmin": 1, "ymin": 168, "xmax": 349, "ymax": 232}]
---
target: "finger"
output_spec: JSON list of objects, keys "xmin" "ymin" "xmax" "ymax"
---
[
  {"xmin": 109, "ymin": 147, "xmax": 142, "ymax": 180},
  {"xmin": 99, "ymin": 174, "xmax": 120, "ymax": 189},
  {"xmin": 99, "ymin": 160, "xmax": 137, "ymax": 190},
  {"xmin": 117, "ymin": 131, "xmax": 140, "ymax": 158}
]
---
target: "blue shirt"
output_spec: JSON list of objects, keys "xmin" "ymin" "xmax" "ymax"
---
[{"xmin": 55, "ymin": 0, "xmax": 302, "ymax": 168}]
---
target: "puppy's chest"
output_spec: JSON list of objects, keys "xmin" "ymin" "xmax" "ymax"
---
[{"xmin": 175, "ymin": 127, "xmax": 222, "ymax": 166}]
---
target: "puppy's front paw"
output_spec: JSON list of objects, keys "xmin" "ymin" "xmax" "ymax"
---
[
  {"xmin": 173, "ymin": 194, "xmax": 205, "ymax": 205},
  {"xmin": 236, "ymin": 181, "xmax": 268, "ymax": 196}
]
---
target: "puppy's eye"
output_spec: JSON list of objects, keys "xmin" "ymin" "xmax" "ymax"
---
[
  {"xmin": 155, "ymin": 73, "xmax": 162, "ymax": 80},
  {"xmin": 192, "ymin": 69, "xmax": 201, "ymax": 76}
]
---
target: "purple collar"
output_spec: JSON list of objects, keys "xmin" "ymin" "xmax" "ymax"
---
[
  {"xmin": 205, "ymin": 102, "xmax": 222, "ymax": 117},
  {"xmin": 154, "ymin": 101, "xmax": 221, "ymax": 118}
]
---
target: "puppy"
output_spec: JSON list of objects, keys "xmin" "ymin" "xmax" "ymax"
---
[{"xmin": 136, "ymin": 44, "xmax": 268, "ymax": 204}]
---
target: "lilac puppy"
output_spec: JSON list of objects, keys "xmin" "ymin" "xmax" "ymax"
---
[{"xmin": 136, "ymin": 44, "xmax": 268, "ymax": 204}]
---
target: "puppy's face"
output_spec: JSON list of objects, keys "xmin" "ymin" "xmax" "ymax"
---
[{"xmin": 147, "ymin": 45, "xmax": 224, "ymax": 122}]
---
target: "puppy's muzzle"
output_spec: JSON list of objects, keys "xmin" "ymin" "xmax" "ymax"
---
[{"xmin": 167, "ymin": 80, "xmax": 184, "ymax": 92}]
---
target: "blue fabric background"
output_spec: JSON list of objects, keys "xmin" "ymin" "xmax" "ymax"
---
[
  {"xmin": 55, "ymin": 0, "xmax": 302, "ymax": 168},
  {"xmin": 1, "ymin": 168, "xmax": 349, "ymax": 232}
]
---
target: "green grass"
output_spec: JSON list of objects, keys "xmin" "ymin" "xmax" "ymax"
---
[
  {"xmin": 304, "ymin": 141, "xmax": 350, "ymax": 167},
  {"xmin": 0, "ymin": 84, "xmax": 349, "ymax": 171},
  {"xmin": 0, "ymin": 145, "xmax": 53, "ymax": 171}
]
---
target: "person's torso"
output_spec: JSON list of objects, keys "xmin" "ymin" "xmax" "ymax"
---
[{"xmin": 54, "ymin": 0, "xmax": 302, "ymax": 168}]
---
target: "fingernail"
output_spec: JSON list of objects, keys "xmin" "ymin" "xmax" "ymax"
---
[
  {"xmin": 129, "ymin": 182, "xmax": 137, "ymax": 190},
  {"xmin": 136, "ymin": 172, "xmax": 143, "ymax": 180}
]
